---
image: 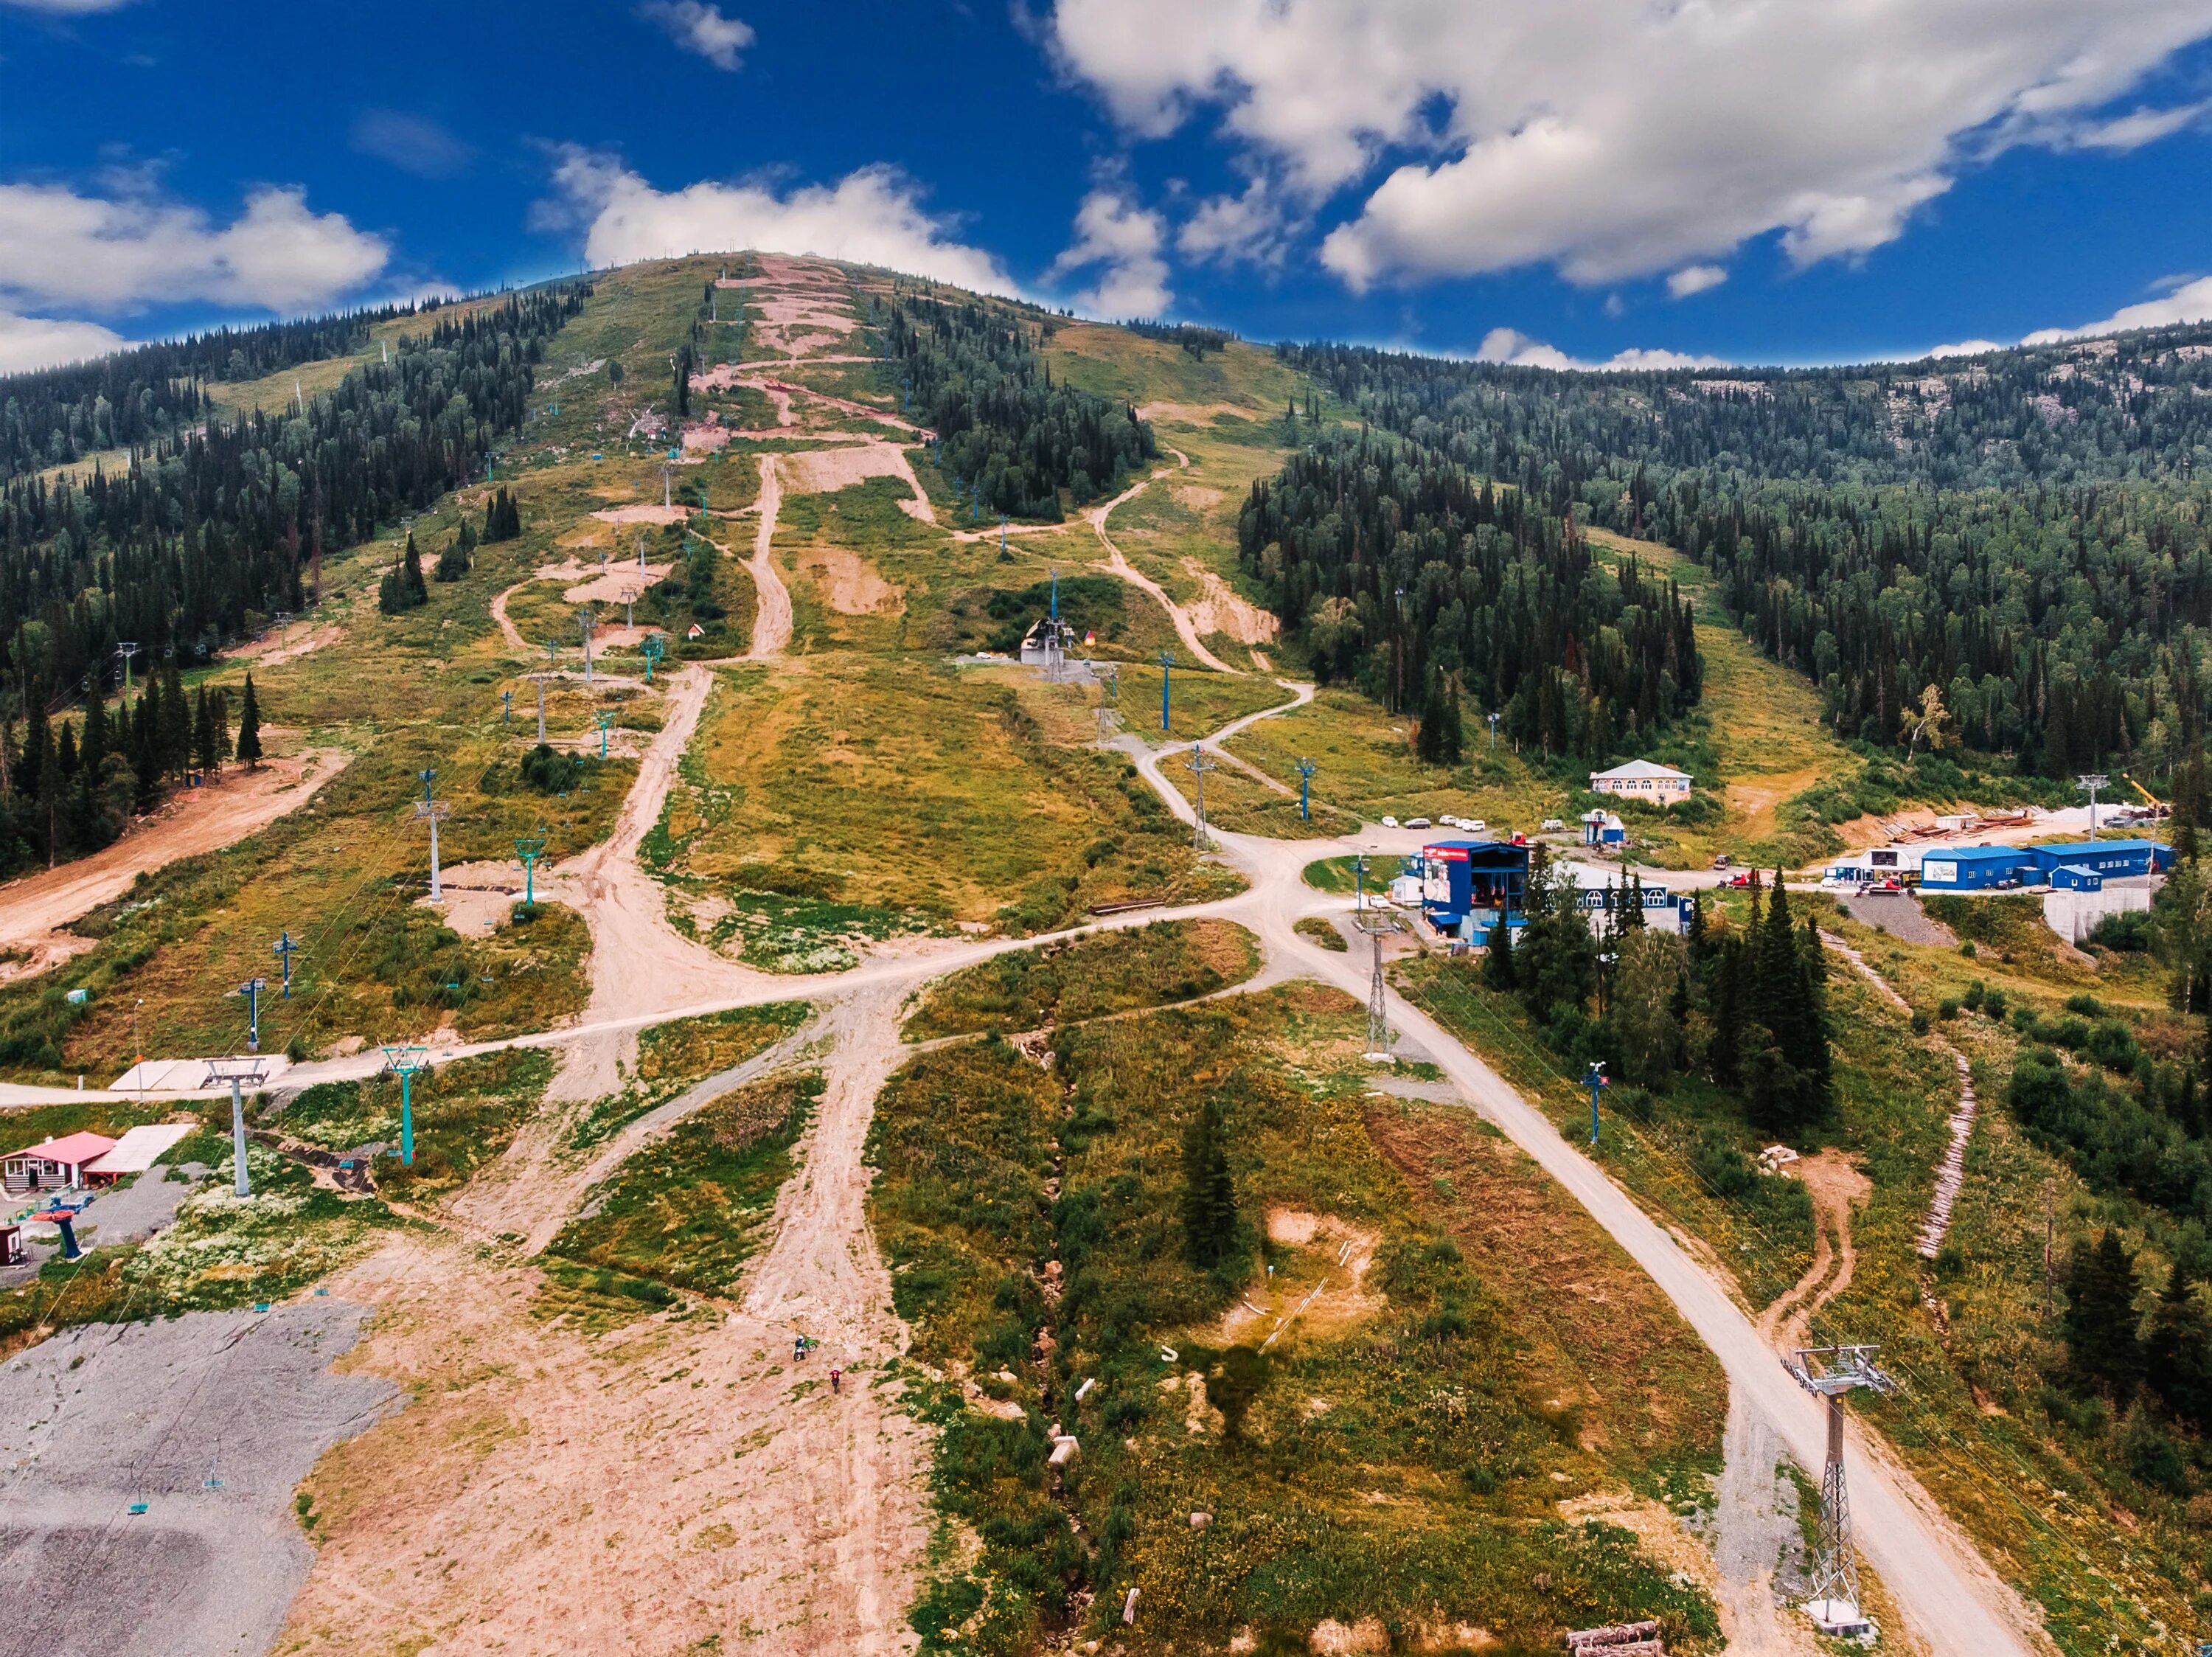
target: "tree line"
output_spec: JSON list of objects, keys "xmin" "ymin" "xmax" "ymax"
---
[
  {"xmin": 880, "ymin": 294, "xmax": 1155, "ymax": 519},
  {"xmin": 1237, "ymin": 428, "xmax": 1701, "ymax": 761},
  {"xmin": 0, "ymin": 300, "xmax": 435, "ymax": 484},
  {"xmin": 0, "ymin": 284, "xmax": 583, "ymax": 877}
]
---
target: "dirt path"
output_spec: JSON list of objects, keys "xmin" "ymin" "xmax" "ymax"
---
[
  {"xmin": 1088, "ymin": 448, "xmax": 1242, "ymax": 674},
  {"xmin": 280, "ymin": 982, "xmax": 929, "ymax": 1657},
  {"xmin": 1708, "ymin": 1392, "xmax": 1820, "ymax": 1656},
  {"xmin": 490, "ymin": 579, "xmax": 530, "ymax": 652},
  {"xmin": 0, "ymin": 750, "xmax": 350, "ymax": 979},
  {"xmin": 530, "ymin": 663, "xmax": 776, "ymax": 1100},
  {"xmin": 747, "ymin": 453, "xmax": 793, "ymax": 659},
  {"xmin": 1757, "ymin": 1150, "xmax": 1872, "ymax": 1355},
  {"xmin": 1821, "ymin": 929, "xmax": 1980, "ymax": 1260}
]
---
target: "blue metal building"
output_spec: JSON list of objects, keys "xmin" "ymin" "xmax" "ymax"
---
[
  {"xmin": 1419, "ymin": 840, "xmax": 1530, "ymax": 943},
  {"xmin": 2030, "ymin": 838, "xmax": 2172, "ymax": 880},
  {"xmin": 1916, "ymin": 846, "xmax": 2037, "ymax": 890}
]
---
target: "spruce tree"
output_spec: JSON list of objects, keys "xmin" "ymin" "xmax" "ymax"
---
[
  {"xmin": 2148, "ymin": 1260, "xmax": 2212, "ymax": 1428},
  {"xmin": 1484, "ymin": 920, "xmax": 1517, "ymax": 990},
  {"xmin": 1436, "ymin": 676, "xmax": 1465, "ymax": 763},
  {"xmin": 192, "ymin": 687, "xmax": 218, "ymax": 777},
  {"xmin": 1180, "ymin": 1097, "xmax": 1238, "ymax": 1268},
  {"xmin": 234, "ymin": 673, "xmax": 262, "ymax": 767},
  {"xmin": 2064, "ymin": 1230, "xmax": 2143, "ymax": 1400}
]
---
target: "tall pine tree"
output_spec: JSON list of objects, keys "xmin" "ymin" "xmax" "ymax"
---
[{"xmin": 1180, "ymin": 1097, "xmax": 1239, "ymax": 1268}]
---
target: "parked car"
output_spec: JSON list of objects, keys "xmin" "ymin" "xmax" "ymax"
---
[
  {"xmin": 1406, "ymin": 816, "xmax": 1433, "ymax": 829},
  {"xmin": 1712, "ymin": 854, "xmax": 1733, "ymax": 869},
  {"xmin": 1464, "ymin": 819, "xmax": 1486, "ymax": 834},
  {"xmin": 1724, "ymin": 871, "xmax": 1754, "ymax": 888},
  {"xmin": 1380, "ymin": 816, "xmax": 1399, "ymax": 829},
  {"xmin": 1541, "ymin": 819, "xmax": 1565, "ymax": 833}
]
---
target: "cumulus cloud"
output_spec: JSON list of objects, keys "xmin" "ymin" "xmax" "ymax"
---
[
  {"xmin": 350, "ymin": 111, "xmax": 475, "ymax": 178},
  {"xmin": 2023, "ymin": 274, "xmax": 2212, "ymax": 343},
  {"xmin": 639, "ymin": 0, "xmax": 754, "ymax": 70},
  {"xmin": 1049, "ymin": 0, "xmax": 2212, "ymax": 290},
  {"xmin": 545, "ymin": 148, "xmax": 1020, "ymax": 294},
  {"xmin": 1177, "ymin": 178, "xmax": 1297, "ymax": 268},
  {"xmin": 1051, "ymin": 188, "xmax": 1172, "ymax": 316},
  {"xmin": 0, "ymin": 182, "xmax": 389, "ymax": 312},
  {"xmin": 1475, "ymin": 327, "xmax": 1725, "ymax": 372},
  {"xmin": 0, "ymin": 311, "xmax": 129, "ymax": 373},
  {"xmin": 1666, "ymin": 264, "xmax": 1727, "ymax": 300},
  {"xmin": 1924, "ymin": 338, "xmax": 2008, "ymax": 358}
]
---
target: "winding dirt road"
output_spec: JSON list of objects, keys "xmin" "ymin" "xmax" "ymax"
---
[{"xmin": 746, "ymin": 453, "xmax": 793, "ymax": 660}]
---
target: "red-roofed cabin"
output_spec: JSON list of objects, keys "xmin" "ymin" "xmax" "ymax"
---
[{"xmin": 2, "ymin": 1131, "xmax": 118, "ymax": 1194}]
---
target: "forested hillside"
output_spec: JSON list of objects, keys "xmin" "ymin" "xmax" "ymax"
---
[
  {"xmin": 1239, "ymin": 428, "xmax": 1700, "ymax": 760},
  {"xmin": 1283, "ymin": 327, "xmax": 2212, "ymax": 779},
  {"xmin": 0, "ymin": 302, "xmax": 427, "ymax": 482},
  {"xmin": 880, "ymin": 293, "xmax": 1153, "ymax": 519},
  {"xmin": 0, "ymin": 285, "xmax": 582, "ymax": 876}
]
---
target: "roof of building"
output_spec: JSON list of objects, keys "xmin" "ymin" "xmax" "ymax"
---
[
  {"xmin": 5, "ymin": 1131, "xmax": 118, "ymax": 1167},
  {"xmin": 84, "ymin": 1123, "xmax": 196, "ymax": 1177},
  {"xmin": 1590, "ymin": 760, "xmax": 1691, "ymax": 782},
  {"xmin": 1924, "ymin": 844, "xmax": 2034, "ymax": 863},
  {"xmin": 2033, "ymin": 838, "xmax": 2166, "ymax": 860}
]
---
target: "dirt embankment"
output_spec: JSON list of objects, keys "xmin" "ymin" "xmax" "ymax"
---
[{"xmin": 0, "ymin": 750, "xmax": 350, "ymax": 980}]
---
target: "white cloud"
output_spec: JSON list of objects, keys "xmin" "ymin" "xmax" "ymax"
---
[
  {"xmin": 351, "ymin": 111, "xmax": 475, "ymax": 178},
  {"xmin": 1475, "ymin": 327, "xmax": 1725, "ymax": 372},
  {"xmin": 2023, "ymin": 274, "xmax": 2212, "ymax": 343},
  {"xmin": 1, "ymin": 0, "xmax": 139, "ymax": 11},
  {"xmin": 1924, "ymin": 338, "xmax": 2007, "ymax": 358},
  {"xmin": 639, "ymin": 1, "xmax": 753, "ymax": 71},
  {"xmin": 0, "ymin": 182, "xmax": 389, "ymax": 313},
  {"xmin": 545, "ymin": 148, "xmax": 1020, "ymax": 295},
  {"xmin": 2067, "ymin": 101, "xmax": 2210, "ymax": 150},
  {"xmin": 1666, "ymin": 264, "xmax": 1727, "ymax": 300},
  {"xmin": 0, "ymin": 311, "xmax": 128, "ymax": 373},
  {"xmin": 1177, "ymin": 178, "xmax": 1295, "ymax": 268},
  {"xmin": 1051, "ymin": 188, "xmax": 1172, "ymax": 316},
  {"xmin": 1050, "ymin": 0, "xmax": 2212, "ymax": 290}
]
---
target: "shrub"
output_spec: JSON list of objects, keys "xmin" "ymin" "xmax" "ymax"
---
[
  {"xmin": 2065, "ymin": 993, "xmax": 2105, "ymax": 1018},
  {"xmin": 1981, "ymin": 987, "xmax": 2008, "ymax": 1021},
  {"xmin": 1959, "ymin": 941, "xmax": 1978, "ymax": 959},
  {"xmin": 2088, "ymin": 910, "xmax": 2154, "ymax": 953},
  {"xmin": 1963, "ymin": 981, "xmax": 1986, "ymax": 1011},
  {"xmin": 1910, "ymin": 1009, "xmax": 1930, "ymax": 1035},
  {"xmin": 519, "ymin": 743, "xmax": 587, "ymax": 794},
  {"xmin": 1938, "ymin": 999, "xmax": 1961, "ymax": 1021}
]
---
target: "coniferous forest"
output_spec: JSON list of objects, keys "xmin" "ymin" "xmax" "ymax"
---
[
  {"xmin": 1238, "ymin": 428, "xmax": 1701, "ymax": 758},
  {"xmin": 1279, "ymin": 324, "xmax": 2212, "ymax": 779},
  {"xmin": 0, "ymin": 284, "xmax": 583, "ymax": 875},
  {"xmin": 880, "ymin": 293, "xmax": 1154, "ymax": 520}
]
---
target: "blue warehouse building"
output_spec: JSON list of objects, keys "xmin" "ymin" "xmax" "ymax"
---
[
  {"xmin": 1419, "ymin": 840, "xmax": 1530, "ymax": 944},
  {"xmin": 1919, "ymin": 838, "xmax": 2172, "ymax": 892}
]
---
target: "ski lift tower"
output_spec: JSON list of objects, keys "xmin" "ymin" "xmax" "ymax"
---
[
  {"xmin": 1352, "ymin": 903, "xmax": 1403, "ymax": 1063},
  {"xmin": 530, "ymin": 673, "xmax": 551, "ymax": 743},
  {"xmin": 2077, "ymin": 773, "xmax": 2109, "ymax": 841},
  {"xmin": 380, "ymin": 1045, "xmax": 430, "ymax": 1168},
  {"xmin": 1786, "ymin": 1344, "xmax": 1899, "ymax": 1639},
  {"xmin": 114, "ymin": 642, "xmax": 141, "ymax": 692},
  {"xmin": 205, "ymin": 1057, "xmax": 268, "ymax": 1198},
  {"xmin": 415, "ymin": 769, "xmax": 452, "ymax": 904},
  {"xmin": 1185, "ymin": 746, "xmax": 1218, "ymax": 850}
]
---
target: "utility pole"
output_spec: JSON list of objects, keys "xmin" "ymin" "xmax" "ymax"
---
[
  {"xmin": 532, "ymin": 673, "xmax": 550, "ymax": 744},
  {"xmin": 1158, "ymin": 650, "xmax": 1175, "ymax": 734},
  {"xmin": 662, "ymin": 461, "xmax": 674, "ymax": 511},
  {"xmin": 580, "ymin": 608, "xmax": 596, "ymax": 686},
  {"xmin": 2077, "ymin": 774, "xmax": 2108, "ymax": 841},
  {"xmin": 595, "ymin": 709, "xmax": 615, "ymax": 758},
  {"xmin": 1296, "ymin": 758, "xmax": 1317, "ymax": 823},
  {"xmin": 1584, "ymin": 1060, "xmax": 1609, "ymax": 1145},
  {"xmin": 206, "ymin": 1057, "xmax": 268, "ymax": 1198},
  {"xmin": 1786, "ymin": 1346, "xmax": 1898, "ymax": 1639},
  {"xmin": 115, "ymin": 642, "xmax": 141, "ymax": 692},
  {"xmin": 380, "ymin": 1045, "xmax": 430, "ymax": 1168},
  {"xmin": 1186, "ymin": 746, "xmax": 1217, "ymax": 850},
  {"xmin": 1352, "ymin": 904, "xmax": 1403, "ymax": 1062},
  {"xmin": 515, "ymin": 833, "xmax": 548, "ymax": 909},
  {"xmin": 271, "ymin": 931, "xmax": 298, "ymax": 998},
  {"xmin": 641, "ymin": 633, "xmax": 666, "ymax": 685},
  {"xmin": 501, "ymin": 689, "xmax": 512, "ymax": 725},
  {"xmin": 415, "ymin": 769, "xmax": 451, "ymax": 904},
  {"xmin": 2043, "ymin": 1181, "xmax": 2056, "ymax": 1321},
  {"xmin": 1393, "ymin": 586, "xmax": 1406, "ymax": 714},
  {"xmin": 1487, "ymin": 711, "xmax": 1500, "ymax": 751}
]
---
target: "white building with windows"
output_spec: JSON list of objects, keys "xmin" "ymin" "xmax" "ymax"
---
[{"xmin": 1588, "ymin": 760, "xmax": 1693, "ymax": 803}]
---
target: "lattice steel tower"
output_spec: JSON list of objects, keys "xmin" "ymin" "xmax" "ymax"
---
[{"xmin": 1787, "ymin": 1344, "xmax": 1897, "ymax": 1638}]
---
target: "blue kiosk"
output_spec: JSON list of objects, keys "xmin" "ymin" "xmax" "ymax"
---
[{"xmin": 1419, "ymin": 840, "xmax": 1531, "ymax": 945}]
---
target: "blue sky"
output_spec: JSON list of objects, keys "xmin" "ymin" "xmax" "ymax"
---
[{"xmin": 4, "ymin": 0, "xmax": 2212, "ymax": 371}]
